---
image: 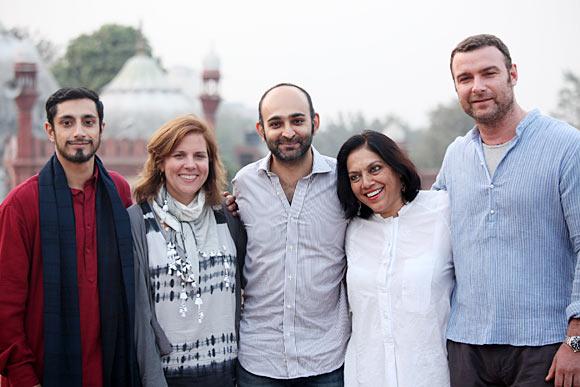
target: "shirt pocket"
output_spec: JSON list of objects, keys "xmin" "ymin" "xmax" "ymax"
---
[{"xmin": 401, "ymin": 256, "xmax": 434, "ymax": 314}]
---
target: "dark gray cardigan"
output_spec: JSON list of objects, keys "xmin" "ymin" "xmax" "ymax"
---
[{"xmin": 128, "ymin": 202, "xmax": 246, "ymax": 387}]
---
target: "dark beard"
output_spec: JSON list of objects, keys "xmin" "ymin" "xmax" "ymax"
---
[
  {"xmin": 269, "ymin": 136, "xmax": 312, "ymax": 163},
  {"xmin": 57, "ymin": 139, "xmax": 100, "ymax": 164}
]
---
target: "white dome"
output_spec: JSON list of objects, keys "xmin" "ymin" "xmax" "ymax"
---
[{"xmin": 101, "ymin": 54, "xmax": 197, "ymax": 139}]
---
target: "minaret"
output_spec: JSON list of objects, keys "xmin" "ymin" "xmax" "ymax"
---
[
  {"xmin": 199, "ymin": 48, "xmax": 221, "ymax": 129},
  {"xmin": 14, "ymin": 62, "xmax": 38, "ymax": 160}
]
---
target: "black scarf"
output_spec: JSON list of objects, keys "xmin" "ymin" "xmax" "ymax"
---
[{"xmin": 39, "ymin": 155, "xmax": 139, "ymax": 387}]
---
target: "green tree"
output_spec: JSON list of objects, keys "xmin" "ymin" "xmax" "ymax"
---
[
  {"xmin": 553, "ymin": 71, "xmax": 580, "ymax": 129},
  {"xmin": 51, "ymin": 24, "xmax": 152, "ymax": 92},
  {"xmin": 408, "ymin": 101, "xmax": 473, "ymax": 170}
]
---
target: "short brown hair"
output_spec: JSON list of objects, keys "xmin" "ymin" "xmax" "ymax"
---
[
  {"xmin": 450, "ymin": 34, "xmax": 512, "ymax": 77},
  {"xmin": 133, "ymin": 114, "xmax": 226, "ymax": 205}
]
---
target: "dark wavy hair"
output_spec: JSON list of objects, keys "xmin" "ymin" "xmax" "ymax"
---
[
  {"xmin": 45, "ymin": 87, "xmax": 104, "ymax": 128},
  {"xmin": 336, "ymin": 130, "xmax": 421, "ymax": 220}
]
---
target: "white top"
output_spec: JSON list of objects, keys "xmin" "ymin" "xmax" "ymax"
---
[{"xmin": 344, "ymin": 190, "xmax": 454, "ymax": 387}]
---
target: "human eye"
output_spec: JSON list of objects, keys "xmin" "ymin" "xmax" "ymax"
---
[
  {"xmin": 83, "ymin": 118, "xmax": 96, "ymax": 127},
  {"xmin": 269, "ymin": 121, "xmax": 281, "ymax": 129},
  {"xmin": 292, "ymin": 118, "xmax": 305, "ymax": 125},
  {"xmin": 349, "ymin": 174, "xmax": 360, "ymax": 182},
  {"xmin": 456, "ymin": 75, "xmax": 471, "ymax": 84},
  {"xmin": 370, "ymin": 164, "xmax": 382, "ymax": 174},
  {"xmin": 60, "ymin": 119, "xmax": 73, "ymax": 127},
  {"xmin": 172, "ymin": 152, "xmax": 184, "ymax": 159},
  {"xmin": 194, "ymin": 152, "xmax": 208, "ymax": 160}
]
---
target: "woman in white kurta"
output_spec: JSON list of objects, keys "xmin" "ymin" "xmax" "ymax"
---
[{"xmin": 337, "ymin": 130, "xmax": 454, "ymax": 387}]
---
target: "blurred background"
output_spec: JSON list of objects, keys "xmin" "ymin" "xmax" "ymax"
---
[{"xmin": 0, "ymin": 0, "xmax": 579, "ymax": 200}]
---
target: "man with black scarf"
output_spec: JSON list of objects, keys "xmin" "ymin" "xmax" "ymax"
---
[{"xmin": 0, "ymin": 87, "xmax": 140, "ymax": 387}]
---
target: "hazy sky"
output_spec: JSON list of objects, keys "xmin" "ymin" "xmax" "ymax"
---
[{"xmin": 1, "ymin": 0, "xmax": 579, "ymax": 127}]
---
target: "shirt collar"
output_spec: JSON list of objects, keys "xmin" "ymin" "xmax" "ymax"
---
[{"xmin": 469, "ymin": 108, "xmax": 541, "ymax": 143}]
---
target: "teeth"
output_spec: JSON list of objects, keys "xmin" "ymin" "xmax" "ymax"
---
[{"xmin": 366, "ymin": 188, "xmax": 382, "ymax": 198}]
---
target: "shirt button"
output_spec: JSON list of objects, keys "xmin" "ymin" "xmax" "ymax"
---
[
  {"xmin": 286, "ymin": 304, "xmax": 292, "ymax": 309},
  {"xmin": 490, "ymin": 210, "xmax": 495, "ymax": 214},
  {"xmin": 490, "ymin": 184, "xmax": 495, "ymax": 189},
  {"xmin": 288, "ymin": 275, "xmax": 292, "ymax": 280}
]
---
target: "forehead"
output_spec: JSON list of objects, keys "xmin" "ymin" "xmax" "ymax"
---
[
  {"xmin": 174, "ymin": 132, "xmax": 207, "ymax": 151},
  {"xmin": 452, "ymin": 46, "xmax": 507, "ymax": 76},
  {"xmin": 54, "ymin": 98, "xmax": 98, "ymax": 118},
  {"xmin": 346, "ymin": 146, "xmax": 382, "ymax": 169},
  {"xmin": 261, "ymin": 86, "xmax": 310, "ymax": 119}
]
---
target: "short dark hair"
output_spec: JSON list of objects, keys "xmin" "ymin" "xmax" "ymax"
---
[
  {"xmin": 258, "ymin": 83, "xmax": 315, "ymax": 127},
  {"xmin": 45, "ymin": 87, "xmax": 104, "ymax": 127},
  {"xmin": 336, "ymin": 130, "xmax": 421, "ymax": 220},
  {"xmin": 450, "ymin": 34, "xmax": 512, "ymax": 76}
]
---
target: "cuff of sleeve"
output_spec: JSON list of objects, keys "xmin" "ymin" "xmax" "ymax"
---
[{"xmin": 566, "ymin": 303, "xmax": 580, "ymax": 321}]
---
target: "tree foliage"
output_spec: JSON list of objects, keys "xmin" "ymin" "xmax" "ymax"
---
[
  {"xmin": 407, "ymin": 101, "xmax": 473, "ymax": 170},
  {"xmin": 553, "ymin": 71, "xmax": 580, "ymax": 129},
  {"xmin": 313, "ymin": 112, "xmax": 410, "ymax": 159},
  {"xmin": 51, "ymin": 24, "xmax": 152, "ymax": 92}
]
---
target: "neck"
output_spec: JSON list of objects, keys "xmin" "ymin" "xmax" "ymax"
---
[
  {"xmin": 56, "ymin": 153, "xmax": 95, "ymax": 190},
  {"xmin": 270, "ymin": 148, "xmax": 314, "ymax": 186},
  {"xmin": 478, "ymin": 104, "xmax": 527, "ymax": 145}
]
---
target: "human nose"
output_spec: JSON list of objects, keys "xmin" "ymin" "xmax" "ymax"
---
[
  {"xmin": 281, "ymin": 123, "xmax": 296, "ymax": 138},
  {"xmin": 72, "ymin": 122, "xmax": 86, "ymax": 137},
  {"xmin": 183, "ymin": 156, "xmax": 197, "ymax": 169},
  {"xmin": 472, "ymin": 75, "xmax": 486, "ymax": 93},
  {"xmin": 361, "ymin": 172, "xmax": 373, "ymax": 188}
]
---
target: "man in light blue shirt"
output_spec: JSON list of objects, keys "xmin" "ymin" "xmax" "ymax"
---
[
  {"xmin": 434, "ymin": 34, "xmax": 580, "ymax": 386},
  {"xmin": 232, "ymin": 83, "xmax": 349, "ymax": 386}
]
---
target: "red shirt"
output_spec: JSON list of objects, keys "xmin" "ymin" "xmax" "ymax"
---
[{"xmin": 0, "ymin": 169, "xmax": 132, "ymax": 387}]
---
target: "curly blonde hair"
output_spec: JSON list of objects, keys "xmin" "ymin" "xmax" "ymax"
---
[{"xmin": 133, "ymin": 114, "xmax": 226, "ymax": 205}]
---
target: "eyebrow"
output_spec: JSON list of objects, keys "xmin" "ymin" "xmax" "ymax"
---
[
  {"xmin": 266, "ymin": 112, "xmax": 306, "ymax": 124},
  {"xmin": 57, "ymin": 114, "xmax": 97, "ymax": 120},
  {"xmin": 456, "ymin": 65, "xmax": 501, "ymax": 79}
]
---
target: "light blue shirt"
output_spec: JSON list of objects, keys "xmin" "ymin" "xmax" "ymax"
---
[
  {"xmin": 232, "ymin": 147, "xmax": 350, "ymax": 378},
  {"xmin": 434, "ymin": 109, "xmax": 580, "ymax": 346}
]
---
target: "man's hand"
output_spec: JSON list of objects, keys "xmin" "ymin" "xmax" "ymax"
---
[
  {"xmin": 223, "ymin": 191, "xmax": 239, "ymax": 217},
  {"xmin": 546, "ymin": 343, "xmax": 580, "ymax": 386}
]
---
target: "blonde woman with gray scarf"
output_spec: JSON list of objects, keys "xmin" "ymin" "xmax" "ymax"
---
[{"xmin": 128, "ymin": 115, "xmax": 245, "ymax": 387}]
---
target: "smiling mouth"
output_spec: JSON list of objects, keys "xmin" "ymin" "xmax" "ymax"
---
[
  {"xmin": 365, "ymin": 188, "xmax": 383, "ymax": 198},
  {"xmin": 179, "ymin": 174, "xmax": 198, "ymax": 181}
]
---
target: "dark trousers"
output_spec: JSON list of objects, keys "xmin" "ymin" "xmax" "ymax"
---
[
  {"xmin": 447, "ymin": 340, "xmax": 560, "ymax": 387},
  {"xmin": 236, "ymin": 361, "xmax": 344, "ymax": 387}
]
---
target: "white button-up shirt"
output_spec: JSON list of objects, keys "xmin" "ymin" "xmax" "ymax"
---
[
  {"xmin": 233, "ymin": 148, "xmax": 350, "ymax": 379},
  {"xmin": 344, "ymin": 190, "xmax": 453, "ymax": 387}
]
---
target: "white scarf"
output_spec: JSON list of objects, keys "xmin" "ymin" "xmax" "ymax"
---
[{"xmin": 152, "ymin": 186, "xmax": 221, "ymax": 284}]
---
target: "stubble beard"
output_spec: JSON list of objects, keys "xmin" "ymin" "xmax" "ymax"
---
[
  {"xmin": 265, "ymin": 131, "xmax": 313, "ymax": 164},
  {"xmin": 466, "ymin": 81, "xmax": 515, "ymax": 126}
]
